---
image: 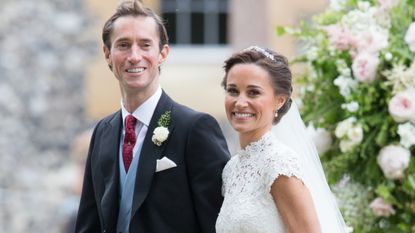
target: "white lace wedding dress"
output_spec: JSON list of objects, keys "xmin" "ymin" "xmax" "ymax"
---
[{"xmin": 216, "ymin": 131, "xmax": 304, "ymax": 233}]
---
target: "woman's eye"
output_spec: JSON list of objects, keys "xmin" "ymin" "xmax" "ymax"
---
[
  {"xmin": 226, "ymin": 88, "xmax": 238, "ymax": 95},
  {"xmin": 248, "ymin": 90, "xmax": 260, "ymax": 96}
]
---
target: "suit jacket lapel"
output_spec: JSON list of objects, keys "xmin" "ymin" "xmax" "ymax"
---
[
  {"xmin": 99, "ymin": 111, "xmax": 122, "ymax": 230},
  {"xmin": 131, "ymin": 91, "xmax": 174, "ymax": 218}
]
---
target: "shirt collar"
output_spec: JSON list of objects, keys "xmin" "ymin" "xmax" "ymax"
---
[{"xmin": 121, "ymin": 86, "xmax": 162, "ymax": 127}]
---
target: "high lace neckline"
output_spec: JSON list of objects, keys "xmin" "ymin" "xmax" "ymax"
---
[
  {"xmin": 217, "ymin": 130, "xmax": 303, "ymax": 233},
  {"xmin": 237, "ymin": 131, "xmax": 274, "ymax": 157}
]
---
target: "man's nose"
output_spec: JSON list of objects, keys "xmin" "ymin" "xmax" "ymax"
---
[{"xmin": 128, "ymin": 45, "xmax": 142, "ymax": 63}]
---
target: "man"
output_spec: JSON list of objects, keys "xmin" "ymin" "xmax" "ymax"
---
[{"xmin": 75, "ymin": 1, "xmax": 230, "ymax": 232}]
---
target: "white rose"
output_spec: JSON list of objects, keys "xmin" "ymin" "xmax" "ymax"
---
[
  {"xmin": 152, "ymin": 126, "xmax": 169, "ymax": 146},
  {"xmin": 342, "ymin": 101, "xmax": 359, "ymax": 112},
  {"xmin": 306, "ymin": 124, "xmax": 333, "ymax": 155},
  {"xmin": 339, "ymin": 139, "xmax": 355, "ymax": 152},
  {"xmin": 369, "ymin": 197, "xmax": 396, "ymax": 217},
  {"xmin": 356, "ymin": 29, "xmax": 388, "ymax": 54},
  {"xmin": 335, "ymin": 117, "xmax": 355, "ymax": 138},
  {"xmin": 388, "ymin": 89, "xmax": 415, "ymax": 123},
  {"xmin": 377, "ymin": 145, "xmax": 411, "ymax": 180},
  {"xmin": 397, "ymin": 122, "xmax": 415, "ymax": 148},
  {"xmin": 347, "ymin": 126, "xmax": 363, "ymax": 144},
  {"xmin": 405, "ymin": 22, "xmax": 415, "ymax": 52}
]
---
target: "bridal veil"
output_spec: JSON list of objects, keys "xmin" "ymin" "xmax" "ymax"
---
[{"xmin": 272, "ymin": 102, "xmax": 347, "ymax": 233}]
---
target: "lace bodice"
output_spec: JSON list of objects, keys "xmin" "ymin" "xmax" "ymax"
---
[{"xmin": 216, "ymin": 131, "xmax": 304, "ymax": 233}]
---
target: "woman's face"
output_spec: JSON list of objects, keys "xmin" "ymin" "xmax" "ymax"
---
[{"xmin": 225, "ymin": 63, "xmax": 286, "ymax": 140}]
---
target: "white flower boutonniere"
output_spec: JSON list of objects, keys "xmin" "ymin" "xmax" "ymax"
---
[{"xmin": 152, "ymin": 111, "xmax": 171, "ymax": 146}]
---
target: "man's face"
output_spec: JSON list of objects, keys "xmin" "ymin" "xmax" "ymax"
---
[{"xmin": 104, "ymin": 15, "xmax": 169, "ymax": 97}]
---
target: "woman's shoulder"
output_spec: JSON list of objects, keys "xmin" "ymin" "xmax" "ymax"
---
[
  {"xmin": 266, "ymin": 132, "xmax": 300, "ymax": 160},
  {"xmin": 264, "ymin": 133, "xmax": 305, "ymax": 183}
]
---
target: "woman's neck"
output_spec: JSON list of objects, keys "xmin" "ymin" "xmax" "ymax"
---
[{"xmin": 239, "ymin": 129, "xmax": 270, "ymax": 149}]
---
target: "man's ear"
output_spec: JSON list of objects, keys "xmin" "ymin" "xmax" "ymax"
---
[
  {"xmin": 103, "ymin": 45, "xmax": 112, "ymax": 70},
  {"xmin": 158, "ymin": 44, "xmax": 170, "ymax": 65}
]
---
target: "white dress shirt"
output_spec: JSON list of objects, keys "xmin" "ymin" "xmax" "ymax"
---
[{"xmin": 120, "ymin": 87, "xmax": 162, "ymax": 158}]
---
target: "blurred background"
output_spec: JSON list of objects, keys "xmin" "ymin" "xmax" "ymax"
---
[{"xmin": 0, "ymin": 0, "xmax": 328, "ymax": 232}]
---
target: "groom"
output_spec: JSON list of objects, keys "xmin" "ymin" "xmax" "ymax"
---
[{"xmin": 75, "ymin": 1, "xmax": 230, "ymax": 232}]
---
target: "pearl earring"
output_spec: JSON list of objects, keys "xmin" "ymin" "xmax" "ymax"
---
[{"xmin": 275, "ymin": 109, "xmax": 279, "ymax": 118}]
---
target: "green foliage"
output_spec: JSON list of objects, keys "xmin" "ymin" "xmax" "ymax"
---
[
  {"xmin": 281, "ymin": 0, "xmax": 415, "ymax": 231},
  {"xmin": 157, "ymin": 111, "xmax": 171, "ymax": 127}
]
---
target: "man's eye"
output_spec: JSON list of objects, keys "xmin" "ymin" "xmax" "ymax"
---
[
  {"xmin": 142, "ymin": 43, "xmax": 151, "ymax": 49},
  {"xmin": 118, "ymin": 43, "xmax": 129, "ymax": 49}
]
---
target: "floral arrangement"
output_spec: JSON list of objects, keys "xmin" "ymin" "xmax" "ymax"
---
[
  {"xmin": 152, "ymin": 111, "xmax": 171, "ymax": 146},
  {"xmin": 279, "ymin": 0, "xmax": 415, "ymax": 232}
]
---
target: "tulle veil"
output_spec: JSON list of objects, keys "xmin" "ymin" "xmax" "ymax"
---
[{"xmin": 272, "ymin": 102, "xmax": 347, "ymax": 233}]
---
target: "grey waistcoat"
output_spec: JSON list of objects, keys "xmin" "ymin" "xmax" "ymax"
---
[{"xmin": 116, "ymin": 124, "xmax": 145, "ymax": 233}]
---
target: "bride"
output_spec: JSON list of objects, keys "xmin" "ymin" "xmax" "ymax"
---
[{"xmin": 216, "ymin": 46, "xmax": 347, "ymax": 233}]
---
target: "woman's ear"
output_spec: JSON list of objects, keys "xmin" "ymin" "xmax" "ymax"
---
[{"xmin": 275, "ymin": 95, "xmax": 288, "ymax": 110}]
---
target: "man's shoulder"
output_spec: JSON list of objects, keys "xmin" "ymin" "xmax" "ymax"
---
[
  {"xmin": 93, "ymin": 110, "xmax": 121, "ymax": 130},
  {"xmin": 101, "ymin": 110, "xmax": 121, "ymax": 123},
  {"xmin": 171, "ymin": 101, "xmax": 213, "ymax": 123},
  {"xmin": 162, "ymin": 91, "xmax": 210, "ymax": 119}
]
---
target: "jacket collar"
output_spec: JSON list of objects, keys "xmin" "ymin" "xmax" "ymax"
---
[{"xmin": 130, "ymin": 90, "xmax": 175, "ymax": 218}]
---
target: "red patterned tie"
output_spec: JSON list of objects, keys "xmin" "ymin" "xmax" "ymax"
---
[{"xmin": 123, "ymin": 115, "xmax": 137, "ymax": 172}]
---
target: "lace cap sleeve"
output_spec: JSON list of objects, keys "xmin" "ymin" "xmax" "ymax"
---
[{"xmin": 264, "ymin": 142, "xmax": 305, "ymax": 191}]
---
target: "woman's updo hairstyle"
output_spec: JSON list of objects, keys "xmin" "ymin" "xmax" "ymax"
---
[{"xmin": 222, "ymin": 46, "xmax": 293, "ymax": 124}]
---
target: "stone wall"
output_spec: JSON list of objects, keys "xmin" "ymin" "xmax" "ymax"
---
[{"xmin": 0, "ymin": 0, "xmax": 97, "ymax": 232}]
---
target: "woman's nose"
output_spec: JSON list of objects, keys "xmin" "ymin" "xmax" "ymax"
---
[{"xmin": 235, "ymin": 95, "xmax": 248, "ymax": 108}]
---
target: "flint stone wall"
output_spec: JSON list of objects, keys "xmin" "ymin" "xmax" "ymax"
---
[{"xmin": 0, "ymin": 0, "xmax": 97, "ymax": 232}]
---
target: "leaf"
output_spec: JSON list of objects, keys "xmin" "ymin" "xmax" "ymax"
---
[
  {"xmin": 375, "ymin": 121, "xmax": 390, "ymax": 146},
  {"xmin": 402, "ymin": 175, "xmax": 415, "ymax": 196},
  {"xmin": 376, "ymin": 183, "xmax": 391, "ymax": 199},
  {"xmin": 276, "ymin": 26, "xmax": 286, "ymax": 36}
]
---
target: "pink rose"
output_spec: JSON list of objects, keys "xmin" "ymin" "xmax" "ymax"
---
[
  {"xmin": 405, "ymin": 22, "xmax": 415, "ymax": 52},
  {"xmin": 352, "ymin": 52, "xmax": 379, "ymax": 83},
  {"xmin": 377, "ymin": 0, "xmax": 399, "ymax": 9},
  {"xmin": 388, "ymin": 89, "xmax": 415, "ymax": 123},
  {"xmin": 369, "ymin": 197, "xmax": 396, "ymax": 217},
  {"xmin": 325, "ymin": 25, "xmax": 357, "ymax": 51}
]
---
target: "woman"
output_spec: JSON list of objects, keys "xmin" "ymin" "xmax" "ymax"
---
[{"xmin": 216, "ymin": 46, "xmax": 346, "ymax": 233}]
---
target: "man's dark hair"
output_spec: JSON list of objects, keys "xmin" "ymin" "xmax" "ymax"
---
[{"xmin": 102, "ymin": 0, "xmax": 169, "ymax": 52}]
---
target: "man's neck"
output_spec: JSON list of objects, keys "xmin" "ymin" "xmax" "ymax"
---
[{"xmin": 122, "ymin": 86, "xmax": 159, "ymax": 113}]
